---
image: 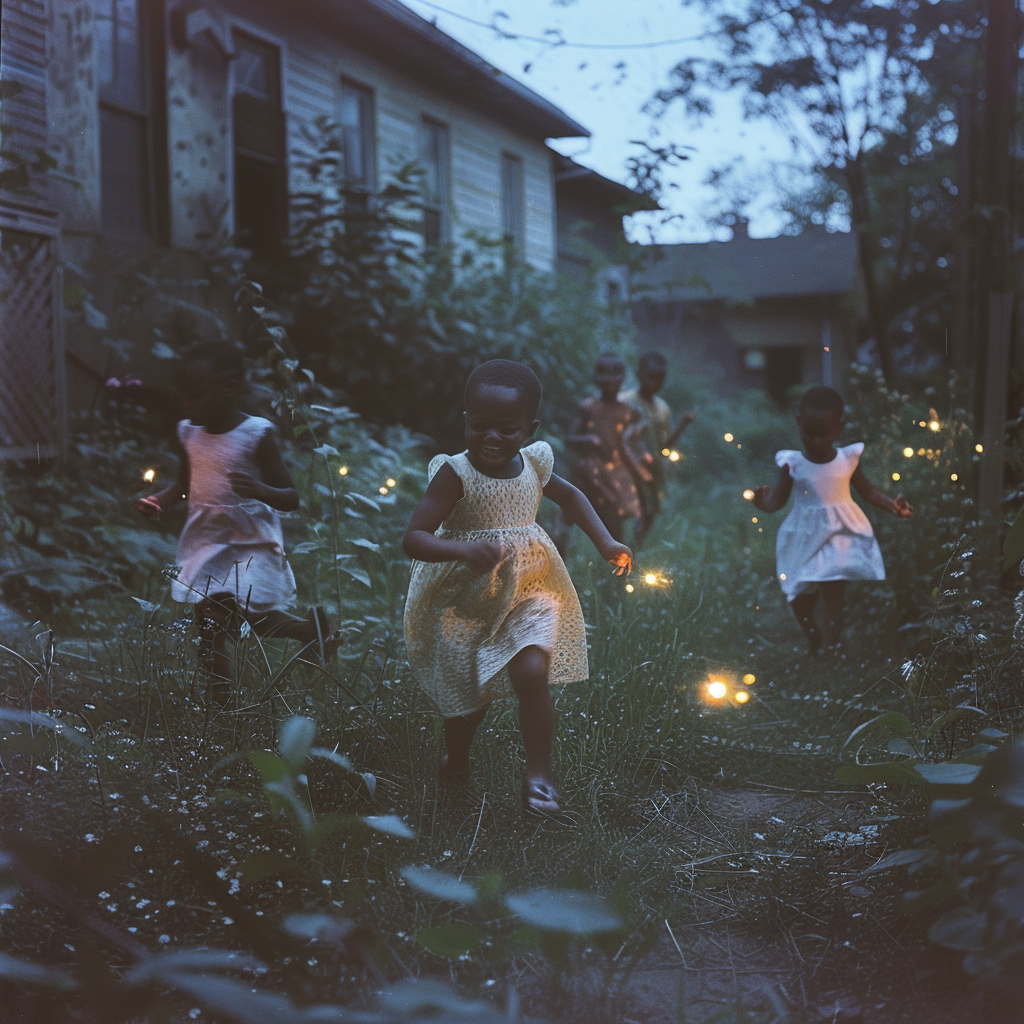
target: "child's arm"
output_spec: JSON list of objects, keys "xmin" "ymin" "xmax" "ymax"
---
[
  {"xmin": 564, "ymin": 404, "xmax": 602, "ymax": 451},
  {"xmin": 851, "ymin": 467, "xmax": 913, "ymax": 518},
  {"xmin": 543, "ymin": 473, "xmax": 632, "ymax": 573},
  {"xmin": 230, "ymin": 428, "xmax": 300, "ymax": 512},
  {"xmin": 752, "ymin": 466, "xmax": 793, "ymax": 513},
  {"xmin": 666, "ymin": 411, "xmax": 697, "ymax": 449},
  {"xmin": 402, "ymin": 464, "xmax": 507, "ymax": 571},
  {"xmin": 136, "ymin": 444, "xmax": 190, "ymax": 516}
]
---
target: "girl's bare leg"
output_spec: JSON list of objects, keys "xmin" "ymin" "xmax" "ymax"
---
[
  {"xmin": 820, "ymin": 581, "xmax": 847, "ymax": 648},
  {"xmin": 508, "ymin": 645, "xmax": 555, "ymax": 784},
  {"xmin": 196, "ymin": 595, "xmax": 235, "ymax": 703},
  {"xmin": 789, "ymin": 592, "xmax": 822, "ymax": 654},
  {"xmin": 441, "ymin": 705, "xmax": 489, "ymax": 782}
]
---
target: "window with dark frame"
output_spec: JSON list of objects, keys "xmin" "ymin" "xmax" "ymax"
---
[
  {"xmin": 339, "ymin": 80, "xmax": 375, "ymax": 188},
  {"xmin": 231, "ymin": 30, "xmax": 287, "ymax": 257},
  {"xmin": 420, "ymin": 117, "xmax": 450, "ymax": 246},
  {"xmin": 500, "ymin": 152, "xmax": 525, "ymax": 256},
  {"xmin": 96, "ymin": 0, "xmax": 153, "ymax": 240}
]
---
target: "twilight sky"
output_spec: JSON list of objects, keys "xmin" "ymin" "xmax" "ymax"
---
[{"xmin": 400, "ymin": 0, "xmax": 801, "ymax": 242}]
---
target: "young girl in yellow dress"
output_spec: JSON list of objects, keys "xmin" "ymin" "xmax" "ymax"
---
[{"xmin": 403, "ymin": 360, "xmax": 632, "ymax": 815}]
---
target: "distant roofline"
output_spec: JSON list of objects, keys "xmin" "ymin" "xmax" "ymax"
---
[
  {"xmin": 552, "ymin": 151, "xmax": 660, "ymax": 212},
  {"xmin": 313, "ymin": 0, "xmax": 590, "ymax": 140}
]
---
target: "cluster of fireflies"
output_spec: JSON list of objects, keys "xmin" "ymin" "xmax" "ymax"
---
[
  {"xmin": 703, "ymin": 672, "xmax": 755, "ymax": 706},
  {"xmin": 723, "ymin": 432, "xmax": 742, "ymax": 449},
  {"xmin": 661, "ymin": 448, "xmax": 682, "ymax": 462},
  {"xmin": 624, "ymin": 570, "xmax": 671, "ymax": 595},
  {"xmin": 379, "ymin": 477, "xmax": 397, "ymax": 495}
]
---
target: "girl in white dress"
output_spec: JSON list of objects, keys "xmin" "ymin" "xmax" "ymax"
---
[
  {"xmin": 137, "ymin": 343, "xmax": 333, "ymax": 701},
  {"xmin": 753, "ymin": 386, "xmax": 912, "ymax": 652},
  {"xmin": 403, "ymin": 360, "xmax": 632, "ymax": 816}
]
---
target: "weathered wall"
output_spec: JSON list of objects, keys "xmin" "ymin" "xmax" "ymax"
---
[{"xmin": 47, "ymin": 0, "xmax": 100, "ymax": 233}]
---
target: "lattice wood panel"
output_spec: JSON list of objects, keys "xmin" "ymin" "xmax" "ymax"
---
[{"xmin": 0, "ymin": 231, "xmax": 64, "ymax": 459}]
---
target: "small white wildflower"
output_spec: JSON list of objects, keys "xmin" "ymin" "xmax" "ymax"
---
[
  {"xmin": 158, "ymin": 934, "xmax": 170, "ymax": 944},
  {"xmin": 97, "ymin": 892, "xmax": 110, "ymax": 900}
]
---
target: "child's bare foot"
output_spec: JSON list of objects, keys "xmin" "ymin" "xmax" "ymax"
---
[
  {"xmin": 522, "ymin": 776, "xmax": 560, "ymax": 817},
  {"xmin": 438, "ymin": 754, "xmax": 470, "ymax": 787}
]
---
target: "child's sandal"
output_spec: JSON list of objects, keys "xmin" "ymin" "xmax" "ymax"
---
[{"xmin": 522, "ymin": 778, "xmax": 560, "ymax": 817}]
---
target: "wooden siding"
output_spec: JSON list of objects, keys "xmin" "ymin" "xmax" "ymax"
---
[{"xmin": 1, "ymin": 0, "xmax": 49, "ymax": 175}]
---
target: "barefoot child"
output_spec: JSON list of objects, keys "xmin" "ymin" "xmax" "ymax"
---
[
  {"xmin": 567, "ymin": 353, "xmax": 651, "ymax": 544},
  {"xmin": 753, "ymin": 385, "xmax": 912, "ymax": 653},
  {"xmin": 620, "ymin": 351, "xmax": 697, "ymax": 548},
  {"xmin": 403, "ymin": 360, "xmax": 632, "ymax": 815},
  {"xmin": 137, "ymin": 342, "xmax": 334, "ymax": 701}
]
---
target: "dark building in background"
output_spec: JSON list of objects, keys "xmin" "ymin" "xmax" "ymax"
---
[{"xmin": 631, "ymin": 223, "xmax": 859, "ymax": 403}]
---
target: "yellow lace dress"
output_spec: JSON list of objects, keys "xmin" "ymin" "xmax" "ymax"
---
[{"xmin": 404, "ymin": 441, "xmax": 589, "ymax": 716}]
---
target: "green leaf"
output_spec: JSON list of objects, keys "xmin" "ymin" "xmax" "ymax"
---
[
  {"xmin": 362, "ymin": 814, "xmax": 415, "ymax": 839},
  {"xmin": 924, "ymin": 705, "xmax": 986, "ymax": 740},
  {"xmin": 308, "ymin": 813, "xmax": 345, "ymax": 848},
  {"xmin": 278, "ymin": 716, "xmax": 316, "ymax": 770},
  {"xmin": 247, "ymin": 749, "xmax": 289, "ymax": 783},
  {"xmin": 841, "ymin": 711, "xmax": 913, "ymax": 751},
  {"xmin": 417, "ymin": 922, "xmax": 484, "ymax": 957},
  {"xmin": 339, "ymin": 564, "xmax": 372, "ymax": 589},
  {"xmin": 126, "ymin": 950, "xmax": 259, "ymax": 984},
  {"xmin": 401, "ymin": 865, "xmax": 477, "ymax": 904},
  {"xmin": 887, "ymin": 737, "xmax": 918, "ymax": 757},
  {"xmin": 238, "ymin": 851, "xmax": 302, "ymax": 885},
  {"xmin": 131, "ymin": 596, "xmax": 160, "ymax": 613},
  {"xmin": 346, "ymin": 492, "xmax": 381, "ymax": 512},
  {"xmin": 504, "ymin": 888, "xmax": 623, "ymax": 934},
  {"xmin": 914, "ymin": 763, "xmax": 982, "ymax": 787},
  {"xmin": 349, "ymin": 538, "xmax": 381, "ymax": 553},
  {"xmin": 313, "ymin": 443, "xmax": 341, "ymax": 457},
  {"xmin": 308, "ymin": 747, "xmax": 353, "ymax": 771},
  {"xmin": 929, "ymin": 907, "xmax": 987, "ymax": 951}
]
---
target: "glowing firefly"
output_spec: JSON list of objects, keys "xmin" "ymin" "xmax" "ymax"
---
[
  {"xmin": 903, "ymin": 447, "xmax": 914, "ymax": 458},
  {"xmin": 338, "ymin": 466, "xmax": 349, "ymax": 476},
  {"xmin": 928, "ymin": 420, "xmax": 940, "ymax": 432},
  {"xmin": 386, "ymin": 478, "xmax": 396, "ymax": 488},
  {"xmin": 743, "ymin": 489, "xmax": 755, "ymax": 500},
  {"xmin": 950, "ymin": 473, "xmax": 958, "ymax": 481},
  {"xmin": 735, "ymin": 690, "xmax": 751, "ymax": 704},
  {"xmin": 143, "ymin": 468, "xmax": 156, "ymax": 483},
  {"xmin": 751, "ymin": 517, "xmax": 758, "ymax": 523},
  {"xmin": 625, "ymin": 584, "xmax": 634, "ymax": 593},
  {"xmin": 742, "ymin": 673, "xmax": 755, "ymax": 685},
  {"xmin": 724, "ymin": 433, "xmax": 734, "ymax": 442},
  {"xmin": 668, "ymin": 450, "xmax": 681, "ymax": 462},
  {"xmin": 662, "ymin": 448, "xmax": 671, "ymax": 457},
  {"xmin": 975, "ymin": 444, "xmax": 984, "ymax": 453},
  {"xmin": 379, "ymin": 486, "xmax": 388, "ymax": 495},
  {"xmin": 707, "ymin": 680, "xmax": 727, "ymax": 700},
  {"xmin": 642, "ymin": 571, "xmax": 671, "ymax": 589},
  {"xmin": 892, "ymin": 472, "xmax": 900, "ymax": 481}
]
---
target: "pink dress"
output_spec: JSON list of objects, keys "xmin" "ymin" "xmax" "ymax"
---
[
  {"xmin": 774, "ymin": 442, "xmax": 885, "ymax": 599},
  {"xmin": 171, "ymin": 416, "xmax": 297, "ymax": 612}
]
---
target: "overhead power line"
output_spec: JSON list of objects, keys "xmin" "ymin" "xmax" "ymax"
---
[{"xmin": 406, "ymin": 0, "xmax": 706, "ymax": 50}]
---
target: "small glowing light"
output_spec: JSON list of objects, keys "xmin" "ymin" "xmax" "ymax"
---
[
  {"xmin": 338, "ymin": 466, "xmax": 349, "ymax": 476},
  {"xmin": 928, "ymin": 420, "xmax": 940, "ymax": 432},
  {"xmin": 975, "ymin": 443, "xmax": 983, "ymax": 453},
  {"xmin": 386, "ymin": 478, "xmax": 396, "ymax": 488},
  {"xmin": 779, "ymin": 573, "xmax": 787, "ymax": 581},
  {"xmin": 918, "ymin": 448, "xmax": 926, "ymax": 456},
  {"xmin": 379, "ymin": 486, "xmax": 389, "ymax": 495},
  {"xmin": 625, "ymin": 584, "xmax": 634, "ymax": 593},
  {"xmin": 707, "ymin": 680, "xmax": 727, "ymax": 700},
  {"xmin": 743, "ymin": 489, "xmax": 755, "ymax": 501},
  {"xmin": 669, "ymin": 450, "xmax": 681, "ymax": 462},
  {"xmin": 903, "ymin": 447, "xmax": 914, "ymax": 458},
  {"xmin": 661, "ymin": 448, "xmax": 671, "ymax": 457},
  {"xmin": 735, "ymin": 690, "xmax": 751, "ymax": 704},
  {"xmin": 823, "ymin": 346, "xmax": 830, "ymax": 353},
  {"xmin": 742, "ymin": 673, "xmax": 755, "ymax": 685},
  {"xmin": 751, "ymin": 516, "xmax": 758, "ymax": 523},
  {"xmin": 758, "ymin": 527, "xmax": 763, "ymax": 533},
  {"xmin": 644, "ymin": 573, "xmax": 658, "ymax": 585},
  {"xmin": 891, "ymin": 472, "xmax": 900, "ymax": 481},
  {"xmin": 142, "ymin": 468, "xmax": 156, "ymax": 483},
  {"xmin": 736, "ymin": 444, "xmax": 742, "ymax": 449},
  {"xmin": 919, "ymin": 420, "xmax": 927, "ymax": 427},
  {"xmin": 724, "ymin": 433, "xmax": 734, "ymax": 443},
  {"xmin": 950, "ymin": 473, "xmax": 958, "ymax": 481}
]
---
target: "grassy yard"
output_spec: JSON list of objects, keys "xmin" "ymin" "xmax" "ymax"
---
[{"xmin": 0, "ymin": 386, "xmax": 1019, "ymax": 1023}]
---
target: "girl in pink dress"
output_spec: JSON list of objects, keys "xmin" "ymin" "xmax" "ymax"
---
[
  {"xmin": 753, "ymin": 386, "xmax": 912, "ymax": 653},
  {"xmin": 137, "ymin": 343, "xmax": 334, "ymax": 701}
]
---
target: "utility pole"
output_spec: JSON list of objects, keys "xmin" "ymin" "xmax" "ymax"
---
[{"xmin": 977, "ymin": 0, "xmax": 1018, "ymax": 563}]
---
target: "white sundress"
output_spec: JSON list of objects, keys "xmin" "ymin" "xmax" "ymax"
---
[
  {"xmin": 171, "ymin": 415, "xmax": 297, "ymax": 613},
  {"xmin": 774, "ymin": 442, "xmax": 885, "ymax": 600},
  {"xmin": 403, "ymin": 441, "xmax": 589, "ymax": 717}
]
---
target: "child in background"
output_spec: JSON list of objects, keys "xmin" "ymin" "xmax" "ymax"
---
[
  {"xmin": 137, "ymin": 342, "xmax": 334, "ymax": 701},
  {"xmin": 403, "ymin": 359, "xmax": 632, "ymax": 816},
  {"xmin": 566, "ymin": 353, "xmax": 650, "ymax": 543},
  {"xmin": 620, "ymin": 351, "xmax": 697, "ymax": 548},
  {"xmin": 753, "ymin": 385, "xmax": 912, "ymax": 653}
]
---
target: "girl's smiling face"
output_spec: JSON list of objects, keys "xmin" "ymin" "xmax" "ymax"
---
[
  {"xmin": 464, "ymin": 384, "xmax": 539, "ymax": 473},
  {"xmin": 797, "ymin": 409, "xmax": 842, "ymax": 462}
]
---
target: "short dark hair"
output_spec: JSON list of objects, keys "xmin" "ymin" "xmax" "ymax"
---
[
  {"xmin": 596, "ymin": 352, "xmax": 626, "ymax": 371},
  {"xmin": 181, "ymin": 341, "xmax": 246, "ymax": 378},
  {"xmin": 465, "ymin": 359, "xmax": 543, "ymax": 418},
  {"xmin": 639, "ymin": 351, "xmax": 667, "ymax": 373},
  {"xmin": 798, "ymin": 385, "xmax": 844, "ymax": 419}
]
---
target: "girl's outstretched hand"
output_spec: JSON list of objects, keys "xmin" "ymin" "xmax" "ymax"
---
[
  {"xmin": 464, "ymin": 540, "xmax": 508, "ymax": 573},
  {"xmin": 136, "ymin": 495, "xmax": 161, "ymax": 517},
  {"xmin": 893, "ymin": 495, "xmax": 913, "ymax": 518},
  {"xmin": 606, "ymin": 546, "xmax": 633, "ymax": 577}
]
